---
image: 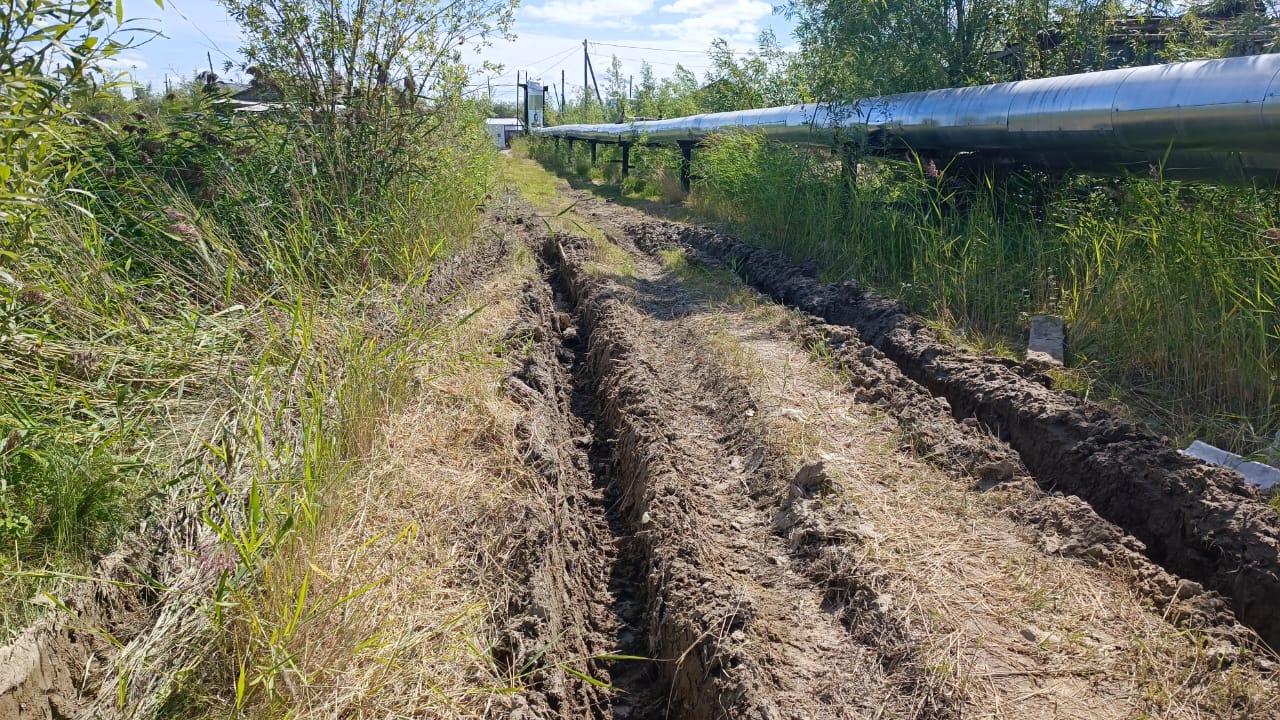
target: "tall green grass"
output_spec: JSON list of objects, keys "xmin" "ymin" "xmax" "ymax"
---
[
  {"xmin": 0, "ymin": 94, "xmax": 495, "ymax": 640},
  {"xmin": 689, "ymin": 130, "xmax": 1278, "ymax": 450},
  {"xmin": 529, "ymin": 131, "xmax": 1278, "ymax": 452}
]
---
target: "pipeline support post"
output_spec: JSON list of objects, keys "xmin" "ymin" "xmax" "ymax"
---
[
  {"xmin": 621, "ymin": 142, "xmax": 631, "ymax": 178},
  {"xmin": 590, "ymin": 141, "xmax": 597, "ymax": 164},
  {"xmin": 840, "ymin": 143, "xmax": 858, "ymax": 205},
  {"xmin": 678, "ymin": 141, "xmax": 694, "ymax": 193}
]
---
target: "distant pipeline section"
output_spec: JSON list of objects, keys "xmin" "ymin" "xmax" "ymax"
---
[{"xmin": 533, "ymin": 54, "xmax": 1280, "ymax": 185}]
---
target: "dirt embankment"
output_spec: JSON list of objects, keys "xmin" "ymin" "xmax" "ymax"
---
[{"xmin": 627, "ymin": 219, "xmax": 1280, "ymax": 651}]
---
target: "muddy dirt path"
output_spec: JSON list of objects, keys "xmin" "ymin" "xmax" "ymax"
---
[
  {"xmin": 11, "ymin": 170, "xmax": 1277, "ymax": 719},
  {"xmin": 622, "ymin": 216, "xmax": 1280, "ymax": 651},
  {"xmin": 497, "ymin": 181, "xmax": 1280, "ymax": 719}
]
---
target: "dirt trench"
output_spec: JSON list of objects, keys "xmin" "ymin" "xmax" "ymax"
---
[
  {"xmin": 624, "ymin": 218, "xmax": 1280, "ymax": 652},
  {"xmin": 501, "ymin": 230, "xmax": 966, "ymax": 719},
  {"xmin": 496, "ymin": 190, "xmax": 1280, "ymax": 718}
]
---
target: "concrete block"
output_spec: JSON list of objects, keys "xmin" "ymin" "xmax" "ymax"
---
[
  {"xmin": 1026, "ymin": 315, "xmax": 1065, "ymax": 366},
  {"xmin": 1182, "ymin": 440, "xmax": 1280, "ymax": 489}
]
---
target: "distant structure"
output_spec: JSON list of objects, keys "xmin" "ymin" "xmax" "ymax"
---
[
  {"xmin": 485, "ymin": 117, "xmax": 523, "ymax": 150},
  {"xmin": 196, "ymin": 69, "xmax": 284, "ymax": 112}
]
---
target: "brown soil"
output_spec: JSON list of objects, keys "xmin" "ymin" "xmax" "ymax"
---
[
  {"xmin": 519, "ymin": 233, "xmax": 943, "ymax": 718},
  {"xmin": 495, "ymin": 179, "xmax": 1280, "ymax": 718},
  {"xmin": 622, "ymin": 217, "xmax": 1280, "ymax": 653},
  {"xmin": 491, "ymin": 272, "xmax": 617, "ymax": 718},
  {"xmin": 0, "ymin": 523, "xmax": 186, "ymax": 719}
]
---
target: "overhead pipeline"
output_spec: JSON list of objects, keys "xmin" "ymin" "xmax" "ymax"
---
[{"xmin": 532, "ymin": 54, "xmax": 1280, "ymax": 183}]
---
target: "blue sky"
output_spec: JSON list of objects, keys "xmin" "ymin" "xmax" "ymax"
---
[{"xmin": 117, "ymin": 0, "xmax": 797, "ymax": 103}]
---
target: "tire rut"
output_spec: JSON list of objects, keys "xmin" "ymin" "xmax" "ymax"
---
[
  {"xmin": 496, "ymin": 184, "xmax": 1280, "ymax": 716},
  {"xmin": 625, "ymin": 219, "xmax": 1280, "ymax": 653},
  {"xmin": 520, "ymin": 232, "xmax": 953, "ymax": 719}
]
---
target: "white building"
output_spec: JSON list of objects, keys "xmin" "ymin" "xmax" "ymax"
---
[{"xmin": 484, "ymin": 118, "xmax": 523, "ymax": 150}]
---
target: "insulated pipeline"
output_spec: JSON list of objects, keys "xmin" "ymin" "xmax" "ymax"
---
[{"xmin": 533, "ymin": 54, "xmax": 1280, "ymax": 184}]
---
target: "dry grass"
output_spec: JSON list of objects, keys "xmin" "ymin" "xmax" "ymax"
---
[
  {"xmin": 657, "ymin": 169, "xmax": 688, "ymax": 205},
  {"xmin": 653, "ymin": 252, "xmax": 1280, "ymax": 720},
  {"xmin": 202, "ymin": 245, "xmax": 552, "ymax": 719},
  {"xmin": 496, "ymin": 154, "xmax": 606, "ymax": 243}
]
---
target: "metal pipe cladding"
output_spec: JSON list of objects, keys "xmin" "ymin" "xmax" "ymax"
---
[{"xmin": 534, "ymin": 54, "xmax": 1280, "ymax": 184}]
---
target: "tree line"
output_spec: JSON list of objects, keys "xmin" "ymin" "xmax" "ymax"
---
[{"xmin": 554, "ymin": 0, "xmax": 1278, "ymax": 125}]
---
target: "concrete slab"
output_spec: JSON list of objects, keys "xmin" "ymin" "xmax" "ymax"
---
[
  {"xmin": 1026, "ymin": 315, "xmax": 1065, "ymax": 366},
  {"xmin": 1182, "ymin": 440, "xmax": 1280, "ymax": 490}
]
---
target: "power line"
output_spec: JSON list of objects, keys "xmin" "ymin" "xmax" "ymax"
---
[
  {"xmin": 162, "ymin": 0, "xmax": 239, "ymax": 65},
  {"xmin": 482, "ymin": 46, "xmax": 577, "ymax": 86},
  {"xmin": 597, "ymin": 52, "xmax": 710, "ymax": 71},
  {"xmin": 521, "ymin": 44, "xmax": 583, "ymax": 71},
  {"xmin": 590, "ymin": 41, "xmax": 708, "ymax": 55},
  {"xmin": 530, "ymin": 46, "xmax": 580, "ymax": 80}
]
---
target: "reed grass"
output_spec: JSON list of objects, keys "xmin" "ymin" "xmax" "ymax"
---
[
  {"xmin": 564, "ymin": 129, "xmax": 1278, "ymax": 453},
  {"xmin": 0, "ymin": 80, "xmax": 504, "ymax": 718}
]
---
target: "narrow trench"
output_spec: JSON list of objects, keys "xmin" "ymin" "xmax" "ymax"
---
[
  {"xmin": 542, "ymin": 259, "xmax": 666, "ymax": 719},
  {"xmin": 628, "ymin": 221, "xmax": 1280, "ymax": 651},
  {"xmin": 531, "ymin": 236, "xmax": 951, "ymax": 720}
]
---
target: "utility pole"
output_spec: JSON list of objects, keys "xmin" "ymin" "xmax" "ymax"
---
[
  {"xmin": 629, "ymin": 75, "xmax": 633, "ymax": 99},
  {"xmin": 517, "ymin": 70, "xmax": 525, "ymax": 128},
  {"xmin": 561, "ymin": 69, "xmax": 566, "ymax": 112},
  {"xmin": 585, "ymin": 52, "xmax": 603, "ymax": 107},
  {"xmin": 583, "ymin": 40, "xmax": 589, "ymax": 108}
]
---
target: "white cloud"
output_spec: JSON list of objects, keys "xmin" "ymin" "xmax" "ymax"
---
[
  {"xmin": 523, "ymin": 0, "xmax": 655, "ymax": 28},
  {"xmin": 652, "ymin": 0, "xmax": 773, "ymax": 44},
  {"xmin": 658, "ymin": 0, "xmax": 733, "ymax": 13}
]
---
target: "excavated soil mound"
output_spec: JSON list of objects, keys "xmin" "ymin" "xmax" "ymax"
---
[
  {"xmin": 627, "ymin": 220, "xmax": 1280, "ymax": 651},
  {"xmin": 512, "ymin": 232, "xmax": 957, "ymax": 718}
]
